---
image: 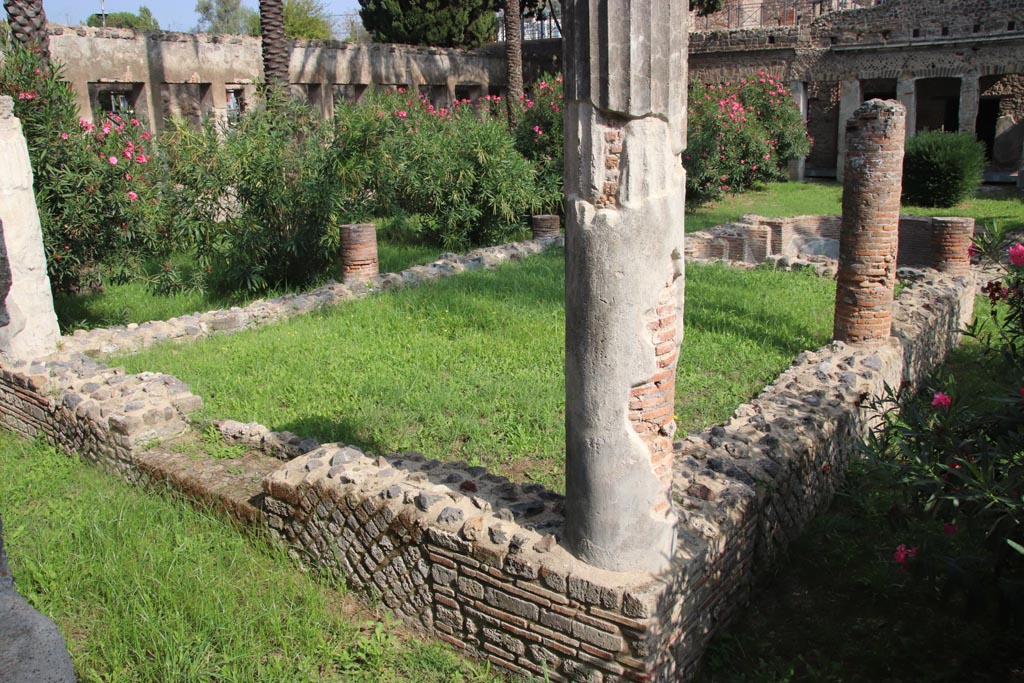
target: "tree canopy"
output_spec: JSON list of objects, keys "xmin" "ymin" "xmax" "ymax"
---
[
  {"xmin": 246, "ymin": 0, "xmax": 335, "ymax": 40},
  {"xmin": 87, "ymin": 6, "xmax": 160, "ymax": 30},
  {"xmin": 358, "ymin": 0, "xmax": 497, "ymax": 49},
  {"xmin": 194, "ymin": 0, "xmax": 257, "ymax": 34}
]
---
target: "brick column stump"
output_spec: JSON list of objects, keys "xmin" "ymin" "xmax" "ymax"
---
[
  {"xmin": 833, "ymin": 99, "xmax": 906, "ymax": 345},
  {"xmin": 930, "ymin": 217, "xmax": 975, "ymax": 276},
  {"xmin": 530, "ymin": 214, "xmax": 561, "ymax": 239},
  {"xmin": 340, "ymin": 223, "xmax": 379, "ymax": 284}
]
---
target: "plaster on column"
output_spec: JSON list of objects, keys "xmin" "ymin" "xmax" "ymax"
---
[
  {"xmin": 0, "ymin": 96, "xmax": 61, "ymax": 362},
  {"xmin": 563, "ymin": 0, "xmax": 686, "ymax": 573}
]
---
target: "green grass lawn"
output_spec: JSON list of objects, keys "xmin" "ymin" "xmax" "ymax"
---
[
  {"xmin": 687, "ymin": 180, "xmax": 1024, "ymax": 233},
  {"xmin": 54, "ymin": 241, "xmax": 441, "ymax": 333},
  {"xmin": 114, "ymin": 250, "xmax": 836, "ymax": 490},
  {"xmin": 0, "ymin": 433, "xmax": 507, "ymax": 683}
]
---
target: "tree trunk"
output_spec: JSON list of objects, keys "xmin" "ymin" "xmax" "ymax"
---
[
  {"xmin": 4, "ymin": 0, "xmax": 50, "ymax": 65},
  {"xmin": 258, "ymin": 0, "xmax": 289, "ymax": 90},
  {"xmin": 504, "ymin": 0, "xmax": 523, "ymax": 128}
]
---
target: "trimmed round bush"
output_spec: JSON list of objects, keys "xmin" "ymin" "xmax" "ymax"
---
[{"xmin": 901, "ymin": 131, "xmax": 986, "ymax": 208}]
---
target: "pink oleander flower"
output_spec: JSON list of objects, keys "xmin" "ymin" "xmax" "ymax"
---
[
  {"xmin": 127, "ymin": 191, "xmax": 138, "ymax": 201},
  {"xmin": 932, "ymin": 391, "xmax": 952, "ymax": 408},
  {"xmin": 60, "ymin": 132, "xmax": 69, "ymax": 140},
  {"xmin": 893, "ymin": 544, "xmax": 918, "ymax": 567},
  {"xmin": 395, "ymin": 110, "xmax": 408, "ymax": 119},
  {"xmin": 130, "ymin": 118, "xmax": 140, "ymax": 127},
  {"xmin": 968, "ymin": 243, "xmax": 980, "ymax": 259},
  {"xmin": 108, "ymin": 156, "xmax": 118, "ymax": 165},
  {"xmin": 140, "ymin": 131, "xmax": 151, "ymax": 141},
  {"xmin": 533, "ymin": 125, "xmax": 543, "ymax": 135},
  {"xmin": 943, "ymin": 523, "xmax": 958, "ymax": 535},
  {"xmin": 135, "ymin": 153, "xmax": 148, "ymax": 164},
  {"xmin": 17, "ymin": 91, "xmax": 36, "ymax": 100},
  {"xmin": 1009, "ymin": 242, "xmax": 1024, "ymax": 267}
]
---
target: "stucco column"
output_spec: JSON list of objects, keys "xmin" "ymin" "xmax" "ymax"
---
[
  {"xmin": 833, "ymin": 100, "xmax": 906, "ymax": 345},
  {"xmin": 897, "ymin": 76, "xmax": 917, "ymax": 140},
  {"xmin": 835, "ymin": 78, "xmax": 862, "ymax": 182},
  {"xmin": 0, "ymin": 96, "xmax": 60, "ymax": 362},
  {"xmin": 788, "ymin": 80, "xmax": 808, "ymax": 181},
  {"xmin": 958, "ymin": 74, "xmax": 979, "ymax": 134},
  {"xmin": 563, "ymin": 0, "xmax": 686, "ymax": 573}
]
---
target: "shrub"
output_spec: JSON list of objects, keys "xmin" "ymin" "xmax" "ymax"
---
[
  {"xmin": 902, "ymin": 131, "xmax": 986, "ymax": 208},
  {"xmin": 161, "ymin": 90, "xmax": 363, "ymax": 294},
  {"xmin": 511, "ymin": 73, "xmax": 564, "ymax": 216},
  {"xmin": 366, "ymin": 89, "xmax": 538, "ymax": 249},
  {"xmin": 863, "ymin": 221, "xmax": 1024, "ymax": 614},
  {"xmin": 684, "ymin": 74, "xmax": 809, "ymax": 206},
  {"xmin": 0, "ymin": 32, "xmax": 168, "ymax": 293}
]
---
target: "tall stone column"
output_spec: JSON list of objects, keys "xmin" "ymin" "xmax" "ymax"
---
[
  {"xmin": 563, "ymin": 0, "xmax": 686, "ymax": 573},
  {"xmin": 0, "ymin": 96, "xmax": 61, "ymax": 362},
  {"xmin": 835, "ymin": 78, "xmax": 862, "ymax": 182},
  {"xmin": 788, "ymin": 80, "xmax": 807, "ymax": 181},
  {"xmin": 833, "ymin": 100, "xmax": 906, "ymax": 345},
  {"xmin": 959, "ymin": 74, "xmax": 979, "ymax": 135},
  {"xmin": 897, "ymin": 77, "xmax": 917, "ymax": 140}
]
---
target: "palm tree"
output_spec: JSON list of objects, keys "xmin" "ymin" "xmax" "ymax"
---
[
  {"xmin": 4, "ymin": 0, "xmax": 50, "ymax": 64},
  {"xmin": 258, "ymin": 0, "xmax": 289, "ymax": 89},
  {"xmin": 503, "ymin": 0, "xmax": 523, "ymax": 128}
]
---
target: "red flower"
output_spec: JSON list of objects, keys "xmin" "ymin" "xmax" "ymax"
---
[{"xmin": 931, "ymin": 392, "xmax": 952, "ymax": 408}]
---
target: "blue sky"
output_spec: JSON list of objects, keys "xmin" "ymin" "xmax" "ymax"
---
[{"xmin": 43, "ymin": 1, "xmax": 362, "ymax": 32}]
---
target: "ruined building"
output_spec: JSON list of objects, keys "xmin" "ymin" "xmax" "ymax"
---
[{"xmin": 33, "ymin": 0, "xmax": 1024, "ymax": 182}]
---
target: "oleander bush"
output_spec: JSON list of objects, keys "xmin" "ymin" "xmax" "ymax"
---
[
  {"xmin": 684, "ymin": 73, "xmax": 810, "ymax": 206},
  {"xmin": 0, "ymin": 31, "xmax": 168, "ymax": 294},
  {"xmin": 902, "ymin": 131, "xmax": 986, "ymax": 208}
]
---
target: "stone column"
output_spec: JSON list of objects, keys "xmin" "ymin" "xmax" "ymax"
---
[
  {"xmin": 959, "ymin": 74, "xmax": 979, "ymax": 135},
  {"xmin": 788, "ymin": 80, "xmax": 808, "ymax": 181},
  {"xmin": 340, "ymin": 223, "xmax": 379, "ymax": 283},
  {"xmin": 563, "ymin": 0, "xmax": 686, "ymax": 573},
  {"xmin": 0, "ymin": 96, "xmax": 60, "ymax": 362},
  {"xmin": 835, "ymin": 78, "xmax": 862, "ymax": 182},
  {"xmin": 833, "ymin": 99, "xmax": 906, "ymax": 345},
  {"xmin": 897, "ymin": 77, "xmax": 917, "ymax": 140},
  {"xmin": 930, "ymin": 217, "xmax": 974, "ymax": 276}
]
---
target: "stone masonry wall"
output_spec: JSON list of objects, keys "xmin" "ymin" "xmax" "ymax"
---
[
  {"xmin": 0, "ymin": 235, "xmax": 976, "ymax": 680},
  {"xmin": 685, "ymin": 213, "xmax": 967, "ymax": 273}
]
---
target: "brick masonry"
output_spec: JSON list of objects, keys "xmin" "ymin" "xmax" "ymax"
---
[
  {"xmin": 833, "ymin": 100, "xmax": 906, "ymax": 344},
  {"xmin": 340, "ymin": 223, "xmax": 380, "ymax": 284},
  {"xmin": 0, "ymin": 235, "xmax": 976, "ymax": 681}
]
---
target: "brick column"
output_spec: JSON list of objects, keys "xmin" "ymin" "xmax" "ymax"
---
[
  {"xmin": 340, "ymin": 223, "xmax": 379, "ymax": 283},
  {"xmin": 833, "ymin": 99, "xmax": 906, "ymax": 345},
  {"xmin": 0, "ymin": 96, "xmax": 60, "ymax": 362},
  {"xmin": 930, "ymin": 217, "xmax": 974, "ymax": 276},
  {"xmin": 563, "ymin": 0, "xmax": 687, "ymax": 572},
  {"xmin": 530, "ymin": 214, "xmax": 560, "ymax": 239}
]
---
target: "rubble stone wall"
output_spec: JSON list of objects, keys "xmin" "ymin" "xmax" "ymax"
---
[{"xmin": 0, "ymin": 236, "xmax": 976, "ymax": 680}]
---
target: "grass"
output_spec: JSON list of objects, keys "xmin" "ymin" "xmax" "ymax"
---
[
  {"xmin": 694, "ymin": 303, "xmax": 1024, "ymax": 682},
  {"xmin": 0, "ymin": 433, "xmax": 508, "ymax": 683},
  {"xmin": 114, "ymin": 249, "xmax": 836, "ymax": 491},
  {"xmin": 53, "ymin": 241, "xmax": 441, "ymax": 333},
  {"xmin": 687, "ymin": 180, "xmax": 1024, "ymax": 233}
]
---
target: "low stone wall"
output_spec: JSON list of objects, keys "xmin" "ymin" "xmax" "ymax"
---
[
  {"xmin": 686, "ymin": 213, "xmax": 971, "ymax": 272},
  {"xmin": 53, "ymin": 238, "xmax": 558, "ymax": 361},
  {"xmin": 0, "ymin": 236, "xmax": 975, "ymax": 680}
]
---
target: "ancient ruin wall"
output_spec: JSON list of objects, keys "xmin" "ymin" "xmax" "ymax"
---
[{"xmin": 0, "ymin": 243, "xmax": 975, "ymax": 681}]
